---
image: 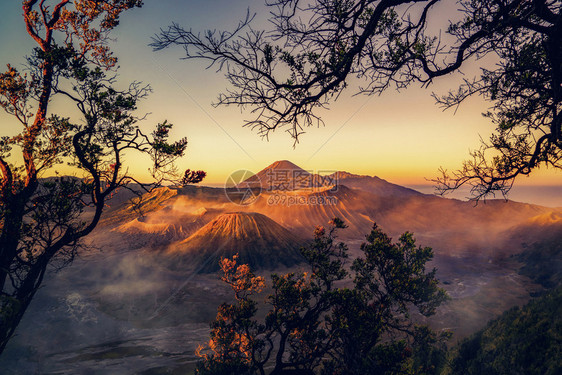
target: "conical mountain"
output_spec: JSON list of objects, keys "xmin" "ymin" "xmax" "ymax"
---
[
  {"xmin": 243, "ymin": 160, "xmax": 331, "ymax": 191},
  {"xmin": 243, "ymin": 160, "xmax": 421, "ymax": 195},
  {"xmin": 263, "ymin": 160, "xmax": 306, "ymax": 172},
  {"xmin": 167, "ymin": 212, "xmax": 305, "ymax": 273}
]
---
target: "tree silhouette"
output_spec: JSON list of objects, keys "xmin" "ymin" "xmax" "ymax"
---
[
  {"xmin": 153, "ymin": 0, "xmax": 561, "ymax": 199},
  {"xmin": 196, "ymin": 219, "xmax": 449, "ymax": 375},
  {"xmin": 0, "ymin": 1, "xmax": 204, "ymax": 354}
]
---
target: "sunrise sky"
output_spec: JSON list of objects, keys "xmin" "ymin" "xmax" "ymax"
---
[{"xmin": 1, "ymin": 0, "xmax": 560, "ymax": 193}]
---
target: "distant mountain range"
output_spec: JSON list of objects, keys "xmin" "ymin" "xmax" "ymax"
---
[
  {"xmin": 331, "ymin": 171, "xmax": 421, "ymax": 197},
  {"xmin": 98, "ymin": 160, "xmax": 562, "ymax": 272},
  {"xmin": 240, "ymin": 160, "xmax": 420, "ymax": 197}
]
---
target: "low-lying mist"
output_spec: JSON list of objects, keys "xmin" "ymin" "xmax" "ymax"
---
[{"xmin": 2, "ymin": 183, "xmax": 560, "ymax": 373}]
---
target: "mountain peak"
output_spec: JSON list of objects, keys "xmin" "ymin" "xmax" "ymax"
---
[
  {"xmin": 243, "ymin": 160, "xmax": 314, "ymax": 191},
  {"xmin": 263, "ymin": 160, "xmax": 307, "ymax": 172}
]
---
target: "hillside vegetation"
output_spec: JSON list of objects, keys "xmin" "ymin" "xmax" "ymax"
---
[
  {"xmin": 445, "ymin": 286, "xmax": 562, "ymax": 375},
  {"xmin": 517, "ymin": 238, "xmax": 562, "ymax": 289}
]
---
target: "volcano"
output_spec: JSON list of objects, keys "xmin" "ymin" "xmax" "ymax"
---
[
  {"xmin": 167, "ymin": 212, "xmax": 305, "ymax": 273},
  {"xmin": 243, "ymin": 160, "xmax": 421, "ymax": 196},
  {"xmin": 242, "ymin": 160, "xmax": 331, "ymax": 191},
  {"xmin": 100, "ymin": 160, "xmax": 560, "ymax": 258}
]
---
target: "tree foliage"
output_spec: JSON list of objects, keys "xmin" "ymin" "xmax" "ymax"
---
[
  {"xmin": 153, "ymin": 0, "xmax": 562, "ymax": 199},
  {"xmin": 0, "ymin": 1, "xmax": 203, "ymax": 354},
  {"xmin": 517, "ymin": 236, "xmax": 562, "ymax": 289},
  {"xmin": 196, "ymin": 219, "xmax": 450, "ymax": 375},
  {"xmin": 444, "ymin": 286, "xmax": 562, "ymax": 375}
]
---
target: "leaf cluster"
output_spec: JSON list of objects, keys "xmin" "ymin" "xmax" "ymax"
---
[
  {"xmin": 0, "ymin": 0, "xmax": 204, "ymax": 355},
  {"xmin": 197, "ymin": 218, "xmax": 449, "ymax": 375}
]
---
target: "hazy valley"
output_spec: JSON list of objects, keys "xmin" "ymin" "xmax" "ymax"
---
[{"xmin": 1, "ymin": 161, "xmax": 560, "ymax": 374}]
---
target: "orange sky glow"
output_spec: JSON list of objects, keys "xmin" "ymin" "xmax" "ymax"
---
[{"xmin": 0, "ymin": 0, "xmax": 560, "ymax": 190}]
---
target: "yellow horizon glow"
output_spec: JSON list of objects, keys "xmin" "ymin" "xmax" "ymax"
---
[{"xmin": 0, "ymin": 0, "xmax": 560, "ymax": 191}]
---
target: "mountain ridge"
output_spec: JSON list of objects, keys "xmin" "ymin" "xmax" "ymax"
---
[
  {"xmin": 98, "ymin": 161, "xmax": 561, "ymax": 258},
  {"xmin": 242, "ymin": 160, "xmax": 422, "ymax": 197}
]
